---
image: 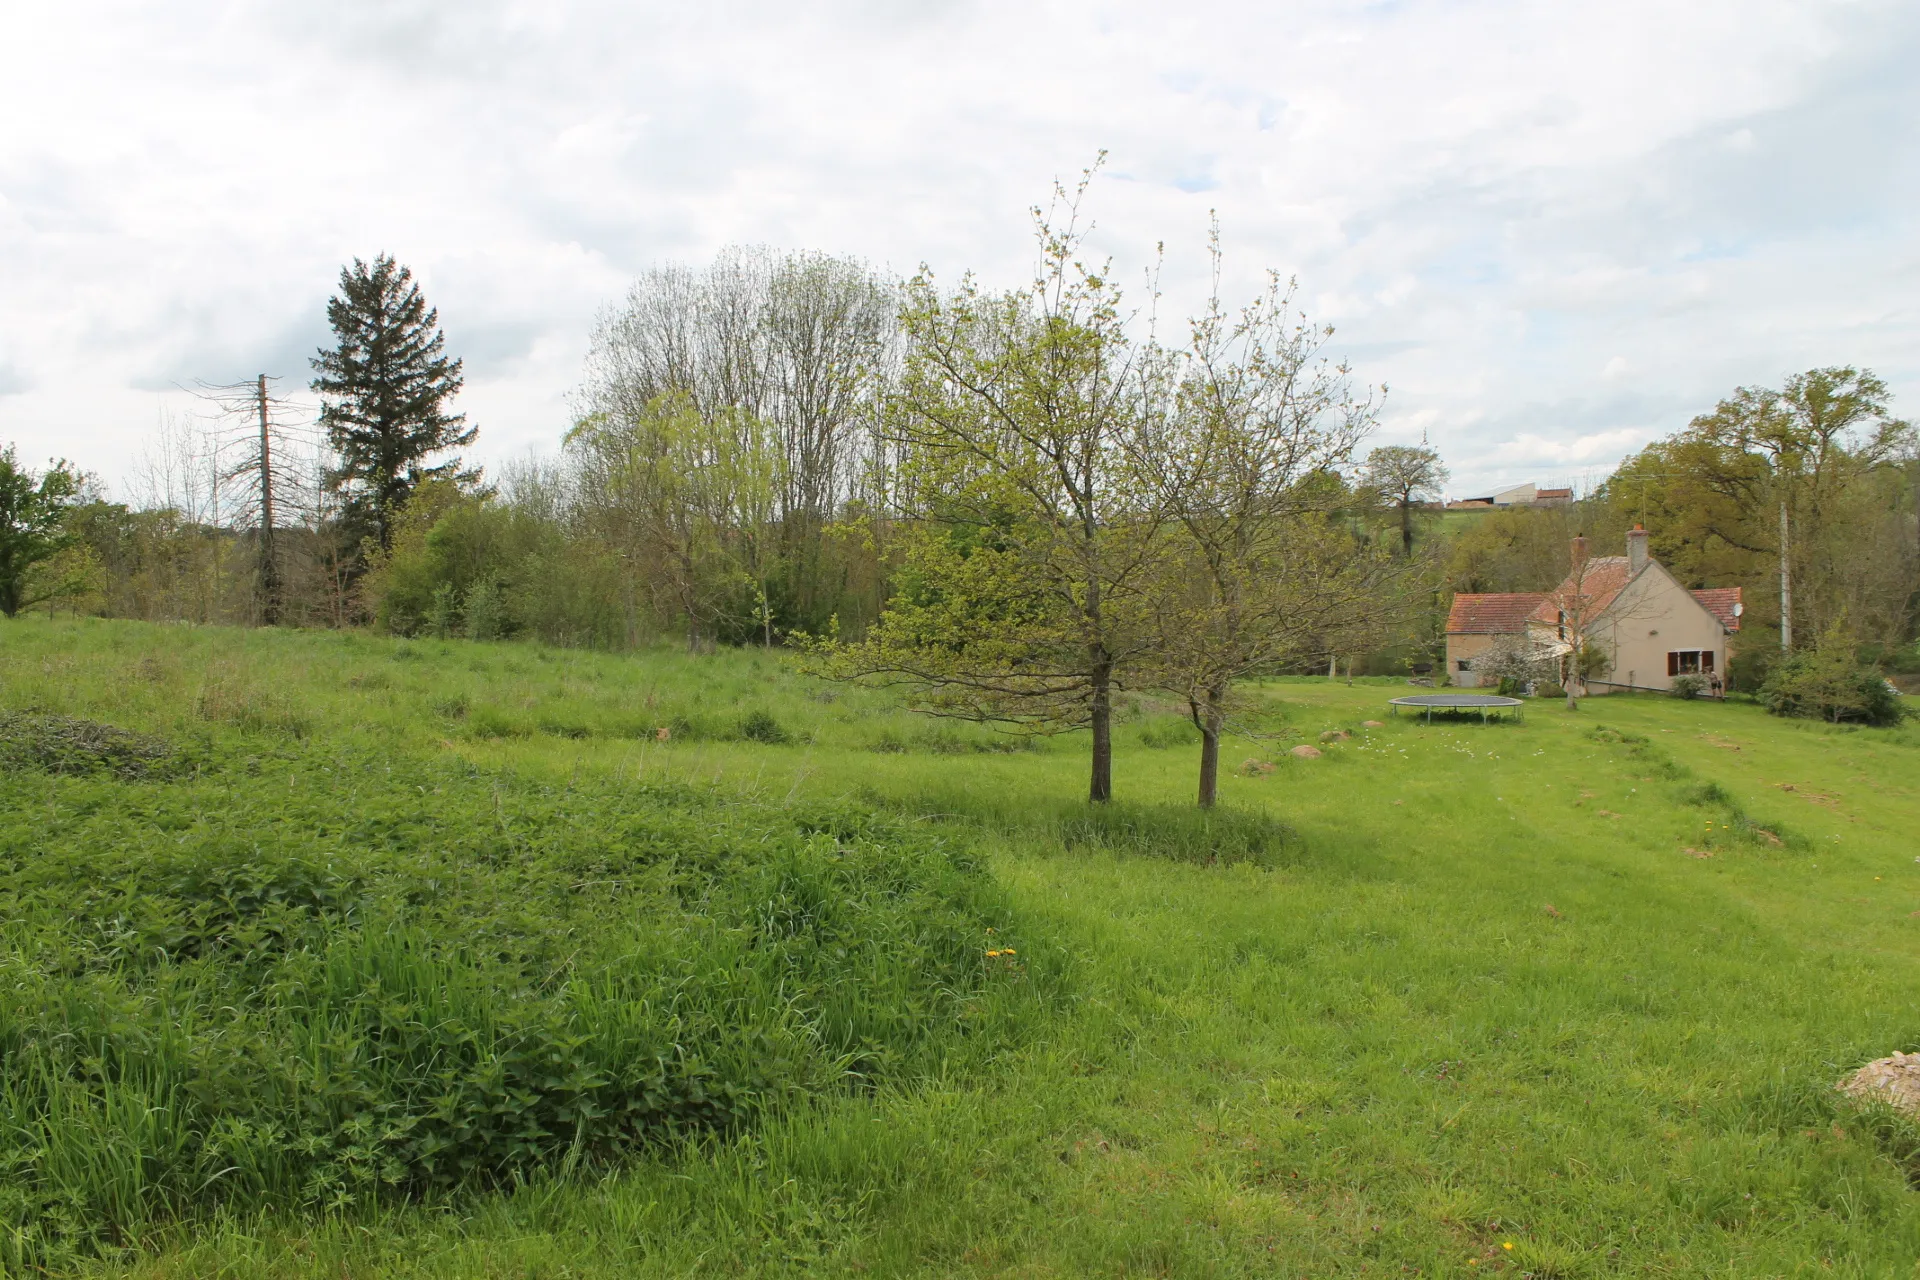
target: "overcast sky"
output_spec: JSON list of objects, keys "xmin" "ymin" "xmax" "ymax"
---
[{"xmin": 3, "ymin": 0, "xmax": 1915, "ymax": 500}]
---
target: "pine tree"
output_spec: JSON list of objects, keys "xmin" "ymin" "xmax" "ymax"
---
[{"xmin": 311, "ymin": 255, "xmax": 475, "ymax": 552}]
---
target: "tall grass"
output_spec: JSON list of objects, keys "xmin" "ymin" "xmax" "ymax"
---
[{"xmin": 0, "ymin": 722, "xmax": 1031, "ymax": 1268}]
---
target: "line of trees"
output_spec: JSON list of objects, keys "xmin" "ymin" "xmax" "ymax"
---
[{"xmin": 5, "ymin": 194, "xmax": 1914, "ymax": 783}]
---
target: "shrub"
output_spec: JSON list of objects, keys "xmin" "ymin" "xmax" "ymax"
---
[
  {"xmin": 738, "ymin": 709, "xmax": 790, "ymax": 744},
  {"xmin": 1760, "ymin": 650, "xmax": 1905, "ymax": 726},
  {"xmin": 1670, "ymin": 674, "xmax": 1705, "ymax": 700}
]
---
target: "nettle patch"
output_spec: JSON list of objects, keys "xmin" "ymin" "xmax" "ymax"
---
[{"xmin": 0, "ymin": 737, "xmax": 1026, "ymax": 1267}]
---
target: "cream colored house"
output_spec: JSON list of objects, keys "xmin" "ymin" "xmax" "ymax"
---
[{"xmin": 1447, "ymin": 526, "xmax": 1742, "ymax": 694}]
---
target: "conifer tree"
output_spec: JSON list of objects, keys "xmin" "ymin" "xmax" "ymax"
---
[{"xmin": 311, "ymin": 255, "xmax": 475, "ymax": 552}]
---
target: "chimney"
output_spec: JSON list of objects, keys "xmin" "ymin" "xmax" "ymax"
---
[
  {"xmin": 1570, "ymin": 533, "xmax": 1588, "ymax": 574},
  {"xmin": 1627, "ymin": 524, "xmax": 1649, "ymax": 575}
]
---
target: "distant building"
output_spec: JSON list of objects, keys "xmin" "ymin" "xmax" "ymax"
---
[
  {"xmin": 1446, "ymin": 526, "xmax": 1743, "ymax": 694},
  {"xmin": 1445, "ymin": 482, "xmax": 1573, "ymax": 511}
]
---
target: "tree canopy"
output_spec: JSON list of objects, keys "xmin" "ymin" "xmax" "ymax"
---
[{"xmin": 311, "ymin": 255, "xmax": 474, "ymax": 553}]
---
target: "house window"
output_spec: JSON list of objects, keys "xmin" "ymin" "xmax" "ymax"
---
[
  {"xmin": 1667, "ymin": 650, "xmax": 1714, "ymax": 676},
  {"xmin": 1456, "ymin": 659, "xmax": 1471, "ymax": 672}
]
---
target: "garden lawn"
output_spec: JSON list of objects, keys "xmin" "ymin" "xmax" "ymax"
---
[{"xmin": 4, "ymin": 616, "xmax": 1919, "ymax": 1278}]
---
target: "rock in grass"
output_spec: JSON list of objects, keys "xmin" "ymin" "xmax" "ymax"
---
[
  {"xmin": 1238, "ymin": 758, "xmax": 1276, "ymax": 777},
  {"xmin": 1318, "ymin": 730, "xmax": 1351, "ymax": 743},
  {"xmin": 1840, "ymin": 1052, "xmax": 1920, "ymax": 1118},
  {"xmin": 1290, "ymin": 744, "xmax": 1323, "ymax": 759}
]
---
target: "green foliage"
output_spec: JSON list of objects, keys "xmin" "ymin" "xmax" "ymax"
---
[
  {"xmin": 0, "ymin": 445, "xmax": 83, "ymax": 617},
  {"xmin": 1760, "ymin": 643, "xmax": 1906, "ymax": 726},
  {"xmin": 1671, "ymin": 673, "xmax": 1705, "ymax": 699},
  {"xmin": 0, "ymin": 734, "xmax": 1011, "ymax": 1266},
  {"xmin": 737, "ymin": 709, "xmax": 791, "ymax": 744},
  {"xmin": 311, "ymin": 255, "xmax": 476, "ymax": 552},
  {"xmin": 8, "ymin": 619, "xmax": 1920, "ymax": 1276}
]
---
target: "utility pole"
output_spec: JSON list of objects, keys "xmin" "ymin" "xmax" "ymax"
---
[
  {"xmin": 257, "ymin": 374, "xmax": 281, "ymax": 625},
  {"xmin": 1777, "ymin": 499, "xmax": 1791, "ymax": 655}
]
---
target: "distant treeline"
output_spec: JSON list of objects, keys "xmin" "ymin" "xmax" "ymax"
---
[{"xmin": 12, "ymin": 248, "xmax": 1918, "ymax": 694}]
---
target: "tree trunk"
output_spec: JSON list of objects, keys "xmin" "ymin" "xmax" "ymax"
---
[
  {"xmin": 1400, "ymin": 498, "xmax": 1414, "ymax": 556},
  {"xmin": 1195, "ymin": 694, "xmax": 1224, "ymax": 809},
  {"xmin": 1088, "ymin": 655, "xmax": 1113, "ymax": 803},
  {"xmin": 1778, "ymin": 499, "xmax": 1792, "ymax": 654}
]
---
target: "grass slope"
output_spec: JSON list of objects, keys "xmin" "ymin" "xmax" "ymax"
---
[{"xmin": 3, "ymin": 616, "xmax": 1919, "ymax": 1277}]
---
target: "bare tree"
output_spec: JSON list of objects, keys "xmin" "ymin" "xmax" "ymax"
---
[
  {"xmin": 191, "ymin": 377, "xmax": 321, "ymax": 626},
  {"xmin": 1132, "ymin": 260, "xmax": 1396, "ymax": 806}
]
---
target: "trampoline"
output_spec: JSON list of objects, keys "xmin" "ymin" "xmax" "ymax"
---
[{"xmin": 1388, "ymin": 693, "xmax": 1526, "ymax": 724}]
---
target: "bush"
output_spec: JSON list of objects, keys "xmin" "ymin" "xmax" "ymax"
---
[
  {"xmin": 1670, "ymin": 674, "xmax": 1705, "ymax": 700},
  {"xmin": 1760, "ymin": 650, "xmax": 1905, "ymax": 726},
  {"xmin": 738, "ymin": 709, "xmax": 790, "ymax": 744}
]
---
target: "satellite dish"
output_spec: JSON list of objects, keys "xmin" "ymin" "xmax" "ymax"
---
[{"xmin": 1733, "ymin": 602, "xmax": 1744, "ymax": 617}]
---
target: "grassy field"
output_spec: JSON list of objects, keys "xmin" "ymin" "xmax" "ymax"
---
[{"xmin": 4, "ymin": 617, "xmax": 1920, "ymax": 1277}]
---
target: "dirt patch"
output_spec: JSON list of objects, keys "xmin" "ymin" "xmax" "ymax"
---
[
  {"xmin": 1840, "ymin": 1053, "xmax": 1920, "ymax": 1119},
  {"xmin": 0, "ymin": 712, "xmax": 174, "ymax": 779},
  {"xmin": 1773, "ymin": 782, "xmax": 1841, "ymax": 808},
  {"xmin": 1289, "ymin": 745, "xmax": 1323, "ymax": 760}
]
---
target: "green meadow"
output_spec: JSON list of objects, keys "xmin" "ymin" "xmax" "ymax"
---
[{"xmin": 4, "ymin": 617, "xmax": 1920, "ymax": 1277}]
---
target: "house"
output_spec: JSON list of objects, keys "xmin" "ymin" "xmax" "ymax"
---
[{"xmin": 1446, "ymin": 526, "xmax": 1743, "ymax": 693}]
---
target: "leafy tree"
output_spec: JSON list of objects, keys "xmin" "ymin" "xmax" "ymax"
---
[
  {"xmin": 568, "ymin": 392, "xmax": 785, "ymax": 650},
  {"xmin": 1665, "ymin": 368, "xmax": 1910, "ymax": 653},
  {"xmin": 1363, "ymin": 442, "xmax": 1448, "ymax": 555},
  {"xmin": 311, "ymin": 255, "xmax": 475, "ymax": 553},
  {"xmin": 0, "ymin": 448, "xmax": 82, "ymax": 617},
  {"xmin": 1760, "ymin": 622, "xmax": 1906, "ymax": 725},
  {"xmin": 816, "ymin": 179, "xmax": 1156, "ymax": 802}
]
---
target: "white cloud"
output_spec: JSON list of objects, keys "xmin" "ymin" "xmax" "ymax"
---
[{"xmin": 0, "ymin": 0, "xmax": 1914, "ymax": 497}]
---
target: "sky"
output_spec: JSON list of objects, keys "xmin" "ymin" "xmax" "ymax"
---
[{"xmin": 2, "ymin": 0, "xmax": 1916, "ymax": 501}]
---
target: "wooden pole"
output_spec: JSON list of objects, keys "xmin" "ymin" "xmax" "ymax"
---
[{"xmin": 257, "ymin": 374, "xmax": 281, "ymax": 626}]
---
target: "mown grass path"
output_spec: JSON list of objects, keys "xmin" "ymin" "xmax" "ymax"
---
[{"xmin": 4, "ymin": 618, "xmax": 1918, "ymax": 1277}]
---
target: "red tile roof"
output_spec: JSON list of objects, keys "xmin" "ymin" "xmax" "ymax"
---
[
  {"xmin": 1529, "ymin": 556, "xmax": 1632, "ymax": 624},
  {"xmin": 1690, "ymin": 587, "xmax": 1743, "ymax": 632},
  {"xmin": 1447, "ymin": 593, "xmax": 1547, "ymax": 634}
]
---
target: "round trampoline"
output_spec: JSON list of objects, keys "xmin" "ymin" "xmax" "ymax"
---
[{"xmin": 1388, "ymin": 693, "xmax": 1526, "ymax": 723}]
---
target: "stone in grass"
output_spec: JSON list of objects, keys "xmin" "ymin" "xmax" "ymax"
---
[
  {"xmin": 1839, "ymin": 1052, "xmax": 1920, "ymax": 1119},
  {"xmin": 1318, "ymin": 730, "xmax": 1351, "ymax": 743},
  {"xmin": 1289, "ymin": 744, "xmax": 1323, "ymax": 759},
  {"xmin": 1362, "ymin": 720, "xmax": 1386, "ymax": 728},
  {"xmin": 1238, "ymin": 758, "xmax": 1276, "ymax": 777}
]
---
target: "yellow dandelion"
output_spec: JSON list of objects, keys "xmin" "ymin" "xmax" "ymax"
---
[
  {"xmin": 1502, "ymin": 1241, "xmax": 1514, "ymax": 1250},
  {"xmin": 1003, "ymin": 948, "xmax": 1016, "ymax": 955}
]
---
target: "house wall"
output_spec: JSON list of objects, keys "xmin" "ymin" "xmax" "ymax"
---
[
  {"xmin": 1581, "ymin": 564, "xmax": 1729, "ymax": 694},
  {"xmin": 1444, "ymin": 633, "xmax": 1500, "ymax": 687}
]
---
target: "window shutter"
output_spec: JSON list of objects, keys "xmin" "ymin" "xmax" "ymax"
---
[
  {"xmin": 1667, "ymin": 652, "xmax": 1679, "ymax": 677},
  {"xmin": 1702, "ymin": 651, "xmax": 1714, "ymax": 673}
]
